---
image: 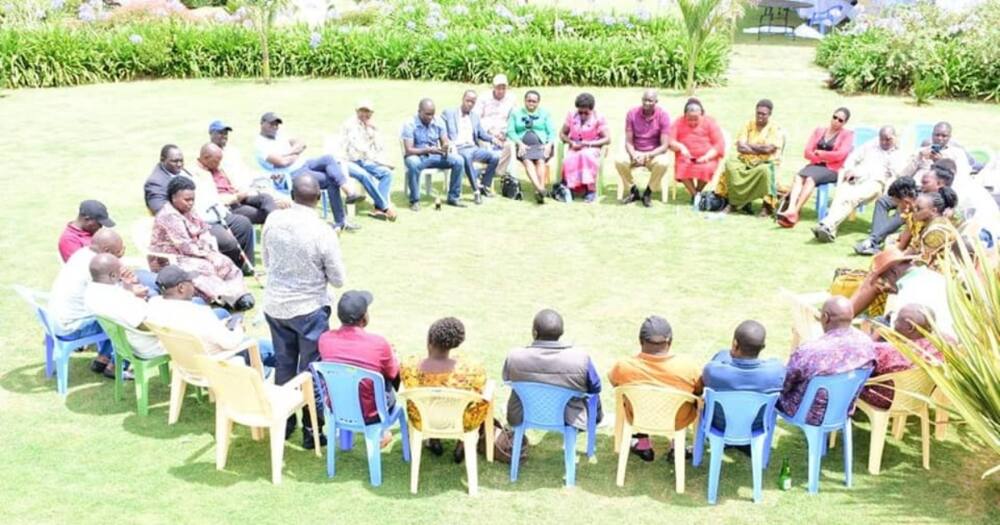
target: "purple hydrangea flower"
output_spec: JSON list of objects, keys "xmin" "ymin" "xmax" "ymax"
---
[
  {"xmin": 433, "ymin": 31, "xmax": 446, "ymax": 41},
  {"xmin": 129, "ymin": 34, "xmax": 143, "ymax": 44},
  {"xmin": 309, "ymin": 32, "xmax": 322, "ymax": 49}
]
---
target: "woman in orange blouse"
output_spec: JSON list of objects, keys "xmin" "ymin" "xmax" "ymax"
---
[
  {"xmin": 401, "ymin": 317, "xmax": 488, "ymax": 463},
  {"xmin": 668, "ymin": 98, "xmax": 725, "ymax": 201}
]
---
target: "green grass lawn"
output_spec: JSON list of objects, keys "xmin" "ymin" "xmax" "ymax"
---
[{"xmin": 1, "ymin": 42, "xmax": 999, "ymax": 524}]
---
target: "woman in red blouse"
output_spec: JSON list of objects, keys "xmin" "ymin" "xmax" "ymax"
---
[
  {"xmin": 778, "ymin": 107, "xmax": 855, "ymax": 227},
  {"xmin": 668, "ymin": 98, "xmax": 725, "ymax": 201}
]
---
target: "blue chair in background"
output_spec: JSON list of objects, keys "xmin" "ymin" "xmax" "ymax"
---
[
  {"xmin": 914, "ymin": 123, "xmax": 934, "ymax": 147},
  {"xmin": 776, "ymin": 368, "xmax": 873, "ymax": 493},
  {"xmin": 693, "ymin": 388, "xmax": 779, "ymax": 504},
  {"xmin": 508, "ymin": 381, "xmax": 598, "ymax": 487},
  {"xmin": 270, "ymin": 172, "xmax": 333, "ymax": 219},
  {"xmin": 13, "ymin": 285, "xmax": 109, "ymax": 396},
  {"xmin": 815, "ymin": 126, "xmax": 878, "ymax": 221},
  {"xmin": 310, "ymin": 362, "xmax": 411, "ymax": 487},
  {"xmin": 807, "ymin": 6, "xmax": 845, "ymax": 35}
]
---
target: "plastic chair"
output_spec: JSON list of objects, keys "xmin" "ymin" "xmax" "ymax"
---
[
  {"xmin": 195, "ymin": 355, "xmax": 320, "ymax": 484},
  {"xmin": 676, "ymin": 129, "xmax": 731, "ymax": 203},
  {"xmin": 507, "ymin": 381, "xmax": 598, "ymax": 487},
  {"xmin": 856, "ymin": 367, "xmax": 936, "ymax": 474},
  {"xmin": 146, "ymin": 322, "xmax": 263, "ymax": 425},
  {"xmin": 777, "ymin": 367, "xmax": 873, "ymax": 493},
  {"xmin": 814, "ymin": 127, "xmax": 875, "ymax": 221},
  {"xmin": 693, "ymin": 388, "xmax": 779, "ymax": 504},
  {"xmin": 554, "ymin": 142, "xmax": 608, "ymax": 201},
  {"xmin": 969, "ymin": 148, "xmax": 991, "ymax": 168},
  {"xmin": 778, "ymin": 288, "xmax": 828, "ymax": 350},
  {"xmin": 397, "ymin": 382, "xmax": 496, "ymax": 496},
  {"xmin": 808, "ymin": 6, "xmax": 844, "ymax": 35},
  {"xmin": 914, "ymin": 123, "xmax": 934, "ymax": 147},
  {"xmin": 13, "ymin": 285, "xmax": 110, "ymax": 396},
  {"xmin": 400, "ymin": 136, "xmax": 450, "ymax": 200},
  {"xmin": 269, "ymin": 170, "xmax": 346, "ymax": 221},
  {"xmin": 96, "ymin": 317, "xmax": 171, "ymax": 416},
  {"xmin": 310, "ymin": 362, "xmax": 411, "ymax": 487},
  {"xmin": 130, "ymin": 217, "xmax": 177, "ymax": 265},
  {"xmin": 612, "ymin": 385, "xmax": 701, "ymax": 493}
]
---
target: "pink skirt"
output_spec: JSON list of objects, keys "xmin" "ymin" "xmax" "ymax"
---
[{"xmin": 562, "ymin": 147, "xmax": 601, "ymax": 189}]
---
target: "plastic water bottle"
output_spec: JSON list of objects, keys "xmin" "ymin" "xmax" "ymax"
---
[{"xmin": 778, "ymin": 456, "xmax": 792, "ymax": 490}]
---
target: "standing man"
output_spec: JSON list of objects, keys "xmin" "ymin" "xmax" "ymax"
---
[
  {"xmin": 262, "ymin": 174, "xmax": 346, "ymax": 449},
  {"xmin": 475, "ymin": 74, "xmax": 515, "ymax": 185},
  {"xmin": 615, "ymin": 89, "xmax": 672, "ymax": 207},
  {"xmin": 58, "ymin": 200, "xmax": 115, "ymax": 262},
  {"xmin": 193, "ymin": 142, "xmax": 282, "ymax": 226},
  {"xmin": 401, "ymin": 98, "xmax": 466, "ymax": 211},
  {"xmin": 254, "ymin": 112, "xmax": 365, "ymax": 232},
  {"xmin": 443, "ymin": 90, "xmax": 501, "ymax": 205},
  {"xmin": 719, "ymin": 99, "xmax": 783, "ymax": 215},
  {"xmin": 340, "ymin": 99, "xmax": 397, "ymax": 221}
]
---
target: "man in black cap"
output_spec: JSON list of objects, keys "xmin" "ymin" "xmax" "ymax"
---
[
  {"xmin": 316, "ymin": 290, "xmax": 400, "ymax": 448},
  {"xmin": 58, "ymin": 199, "xmax": 115, "ymax": 262},
  {"xmin": 254, "ymin": 112, "xmax": 365, "ymax": 233}
]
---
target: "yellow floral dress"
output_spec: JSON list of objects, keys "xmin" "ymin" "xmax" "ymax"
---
[
  {"xmin": 913, "ymin": 216, "xmax": 956, "ymax": 271},
  {"xmin": 401, "ymin": 356, "xmax": 489, "ymax": 432}
]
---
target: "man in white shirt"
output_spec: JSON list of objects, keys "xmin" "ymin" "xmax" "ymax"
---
[
  {"xmin": 84, "ymin": 253, "xmax": 164, "ymax": 359},
  {"xmin": 813, "ymin": 126, "xmax": 908, "ymax": 242},
  {"xmin": 340, "ymin": 100, "xmax": 397, "ymax": 221},
  {"xmin": 474, "ymin": 74, "xmax": 515, "ymax": 180},
  {"xmin": 920, "ymin": 161, "xmax": 1000, "ymax": 246}
]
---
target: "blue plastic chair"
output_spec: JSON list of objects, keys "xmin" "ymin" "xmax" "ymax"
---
[
  {"xmin": 914, "ymin": 123, "xmax": 934, "ymax": 147},
  {"xmin": 13, "ymin": 285, "xmax": 109, "ymax": 396},
  {"xmin": 808, "ymin": 6, "xmax": 844, "ymax": 35},
  {"xmin": 776, "ymin": 367, "xmax": 873, "ymax": 493},
  {"xmin": 693, "ymin": 388, "xmax": 779, "ymax": 504},
  {"xmin": 815, "ymin": 127, "xmax": 876, "ymax": 221},
  {"xmin": 270, "ymin": 172, "xmax": 333, "ymax": 219},
  {"xmin": 310, "ymin": 362, "xmax": 411, "ymax": 486},
  {"xmin": 508, "ymin": 381, "xmax": 598, "ymax": 487}
]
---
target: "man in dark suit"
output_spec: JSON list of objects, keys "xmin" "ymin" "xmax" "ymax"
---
[{"xmin": 443, "ymin": 90, "xmax": 501, "ymax": 204}]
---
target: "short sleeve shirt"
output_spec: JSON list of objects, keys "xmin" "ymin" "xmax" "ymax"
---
[
  {"xmin": 626, "ymin": 106, "xmax": 670, "ymax": 152},
  {"xmin": 254, "ymin": 132, "xmax": 305, "ymax": 173},
  {"xmin": 401, "ymin": 115, "xmax": 447, "ymax": 149},
  {"xmin": 58, "ymin": 223, "xmax": 93, "ymax": 262},
  {"xmin": 318, "ymin": 326, "xmax": 399, "ymax": 421}
]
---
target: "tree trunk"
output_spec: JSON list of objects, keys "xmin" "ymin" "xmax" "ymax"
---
[
  {"xmin": 685, "ymin": 43, "xmax": 697, "ymax": 95},
  {"xmin": 260, "ymin": 27, "xmax": 271, "ymax": 84}
]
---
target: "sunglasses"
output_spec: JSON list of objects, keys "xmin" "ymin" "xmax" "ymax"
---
[{"xmin": 831, "ymin": 115, "xmax": 846, "ymax": 123}]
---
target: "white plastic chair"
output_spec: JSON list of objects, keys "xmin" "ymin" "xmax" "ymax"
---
[
  {"xmin": 400, "ymin": 136, "xmax": 450, "ymax": 199},
  {"xmin": 130, "ymin": 217, "xmax": 176, "ymax": 265},
  {"xmin": 778, "ymin": 288, "xmax": 829, "ymax": 350}
]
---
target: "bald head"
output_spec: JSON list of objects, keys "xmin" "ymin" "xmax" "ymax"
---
[
  {"xmin": 291, "ymin": 174, "xmax": 321, "ymax": 206},
  {"xmin": 88, "ymin": 253, "xmax": 121, "ymax": 285},
  {"xmin": 418, "ymin": 98, "xmax": 436, "ymax": 125},
  {"xmin": 91, "ymin": 228, "xmax": 124, "ymax": 258},
  {"xmin": 821, "ymin": 296, "xmax": 854, "ymax": 332},
  {"xmin": 641, "ymin": 89, "xmax": 658, "ymax": 113},
  {"xmin": 198, "ymin": 142, "xmax": 224, "ymax": 170},
  {"xmin": 532, "ymin": 309, "xmax": 564, "ymax": 342},
  {"xmin": 894, "ymin": 304, "xmax": 933, "ymax": 340}
]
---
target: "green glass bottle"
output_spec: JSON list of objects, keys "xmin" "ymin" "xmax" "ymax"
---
[{"xmin": 778, "ymin": 456, "xmax": 792, "ymax": 491}]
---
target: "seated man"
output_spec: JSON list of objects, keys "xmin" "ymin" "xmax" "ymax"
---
[
  {"xmin": 859, "ymin": 304, "xmax": 943, "ymax": 409},
  {"xmin": 254, "ymin": 112, "xmax": 365, "ymax": 232},
  {"xmin": 922, "ymin": 159, "xmax": 1000, "ymax": 245},
  {"xmin": 615, "ymin": 89, "xmax": 672, "ymax": 207},
  {"xmin": 209, "ymin": 119, "xmax": 281, "ymax": 197},
  {"xmin": 402, "ymin": 98, "xmax": 466, "ymax": 211},
  {"xmin": 609, "ymin": 315, "xmax": 702, "ymax": 461},
  {"xmin": 813, "ymin": 125, "xmax": 909, "ymax": 243},
  {"xmin": 702, "ymin": 320, "xmax": 786, "ymax": 434},
  {"xmin": 194, "ymin": 142, "xmax": 284, "ymax": 226},
  {"xmin": 341, "ymin": 99, "xmax": 397, "ymax": 221},
  {"xmin": 502, "ymin": 309, "xmax": 603, "ymax": 432},
  {"xmin": 779, "ymin": 296, "xmax": 876, "ymax": 425},
  {"xmin": 474, "ymin": 74, "xmax": 515, "ymax": 185},
  {"xmin": 58, "ymin": 200, "xmax": 115, "ymax": 262},
  {"xmin": 144, "ymin": 144, "xmax": 255, "ymax": 273},
  {"xmin": 719, "ymin": 99, "xmax": 783, "ymax": 215},
  {"xmin": 84, "ymin": 253, "xmax": 164, "ymax": 359},
  {"xmin": 318, "ymin": 290, "xmax": 398, "ymax": 448},
  {"xmin": 443, "ymin": 90, "xmax": 501, "ymax": 205}
]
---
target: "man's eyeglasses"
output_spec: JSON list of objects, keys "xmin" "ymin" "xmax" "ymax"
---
[{"xmin": 831, "ymin": 115, "xmax": 845, "ymax": 123}]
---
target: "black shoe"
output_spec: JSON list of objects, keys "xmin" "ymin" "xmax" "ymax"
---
[
  {"xmin": 445, "ymin": 199, "xmax": 467, "ymax": 208},
  {"xmin": 535, "ymin": 191, "xmax": 545, "ymax": 205},
  {"xmin": 473, "ymin": 191, "xmax": 483, "ymax": 205},
  {"xmin": 427, "ymin": 438, "xmax": 444, "ymax": 456},
  {"xmin": 344, "ymin": 192, "xmax": 366, "ymax": 205},
  {"xmin": 630, "ymin": 446, "xmax": 655, "ymax": 462},
  {"xmin": 730, "ymin": 444, "xmax": 753, "ymax": 458},
  {"xmin": 240, "ymin": 263, "xmax": 255, "ymax": 277},
  {"xmin": 641, "ymin": 187, "xmax": 653, "ymax": 208},
  {"xmin": 622, "ymin": 185, "xmax": 640, "ymax": 205},
  {"xmin": 480, "ymin": 187, "xmax": 494, "ymax": 198},
  {"xmin": 232, "ymin": 293, "xmax": 255, "ymax": 312},
  {"xmin": 409, "ymin": 202, "xmax": 420, "ymax": 212},
  {"xmin": 666, "ymin": 446, "xmax": 694, "ymax": 462},
  {"xmin": 303, "ymin": 428, "xmax": 328, "ymax": 450},
  {"xmin": 740, "ymin": 203, "xmax": 754, "ymax": 215},
  {"xmin": 285, "ymin": 416, "xmax": 297, "ymax": 440},
  {"xmin": 454, "ymin": 441, "xmax": 465, "ymax": 464},
  {"xmin": 90, "ymin": 359, "xmax": 109, "ymax": 374}
]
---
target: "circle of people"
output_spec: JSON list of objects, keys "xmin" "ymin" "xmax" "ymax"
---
[{"xmin": 43, "ymin": 73, "xmax": 996, "ymax": 496}]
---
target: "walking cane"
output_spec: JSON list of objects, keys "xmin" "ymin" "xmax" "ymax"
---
[{"xmin": 211, "ymin": 204, "xmax": 264, "ymax": 289}]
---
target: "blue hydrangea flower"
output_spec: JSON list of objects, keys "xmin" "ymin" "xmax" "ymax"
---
[
  {"xmin": 451, "ymin": 4, "xmax": 469, "ymax": 16},
  {"xmin": 554, "ymin": 19, "xmax": 565, "ymax": 32},
  {"xmin": 403, "ymin": 5, "xmax": 415, "ymax": 14},
  {"xmin": 433, "ymin": 31, "xmax": 446, "ymax": 41},
  {"xmin": 467, "ymin": 43, "xmax": 477, "ymax": 51},
  {"xmin": 129, "ymin": 34, "xmax": 143, "ymax": 44},
  {"xmin": 500, "ymin": 24, "xmax": 513, "ymax": 34},
  {"xmin": 406, "ymin": 20, "xmax": 417, "ymax": 31},
  {"xmin": 50, "ymin": 0, "xmax": 65, "ymax": 10},
  {"xmin": 309, "ymin": 32, "xmax": 322, "ymax": 49}
]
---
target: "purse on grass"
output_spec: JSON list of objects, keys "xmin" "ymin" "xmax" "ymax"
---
[{"xmin": 478, "ymin": 418, "xmax": 529, "ymax": 464}]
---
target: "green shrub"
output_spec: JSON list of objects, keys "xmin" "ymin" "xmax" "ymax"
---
[{"xmin": 816, "ymin": 1, "xmax": 1000, "ymax": 102}]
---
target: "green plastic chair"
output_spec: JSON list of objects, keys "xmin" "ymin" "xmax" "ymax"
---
[
  {"xmin": 969, "ymin": 149, "xmax": 991, "ymax": 168},
  {"xmin": 554, "ymin": 142, "xmax": 608, "ymax": 201},
  {"xmin": 96, "ymin": 317, "xmax": 171, "ymax": 417}
]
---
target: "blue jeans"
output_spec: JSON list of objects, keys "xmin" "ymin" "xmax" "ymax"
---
[
  {"xmin": 347, "ymin": 160, "xmax": 393, "ymax": 211},
  {"xmin": 404, "ymin": 153, "xmax": 464, "ymax": 203},
  {"xmin": 64, "ymin": 319, "xmax": 114, "ymax": 359},
  {"xmin": 292, "ymin": 155, "xmax": 350, "ymax": 226},
  {"xmin": 458, "ymin": 146, "xmax": 500, "ymax": 190}
]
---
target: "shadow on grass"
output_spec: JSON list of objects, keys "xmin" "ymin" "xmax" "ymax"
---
[{"xmin": 0, "ymin": 354, "xmax": 104, "ymax": 396}]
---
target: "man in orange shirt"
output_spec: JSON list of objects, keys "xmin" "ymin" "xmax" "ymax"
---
[{"xmin": 609, "ymin": 315, "xmax": 703, "ymax": 462}]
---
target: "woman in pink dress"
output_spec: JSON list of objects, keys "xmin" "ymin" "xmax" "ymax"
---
[
  {"xmin": 558, "ymin": 93, "xmax": 610, "ymax": 202},
  {"xmin": 668, "ymin": 98, "xmax": 725, "ymax": 201}
]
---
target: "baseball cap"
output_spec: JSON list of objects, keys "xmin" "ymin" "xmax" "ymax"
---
[
  {"xmin": 337, "ymin": 290, "xmax": 374, "ymax": 325},
  {"xmin": 156, "ymin": 266, "xmax": 194, "ymax": 290},
  {"xmin": 492, "ymin": 74, "xmax": 509, "ymax": 86},
  {"xmin": 79, "ymin": 200, "xmax": 115, "ymax": 227},
  {"xmin": 260, "ymin": 112, "xmax": 283, "ymax": 124},
  {"xmin": 208, "ymin": 120, "xmax": 233, "ymax": 133},
  {"xmin": 639, "ymin": 315, "xmax": 673, "ymax": 344},
  {"xmin": 356, "ymin": 99, "xmax": 374, "ymax": 111}
]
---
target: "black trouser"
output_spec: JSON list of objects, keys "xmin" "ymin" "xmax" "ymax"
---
[
  {"xmin": 230, "ymin": 193, "xmax": 277, "ymax": 225},
  {"xmin": 209, "ymin": 214, "xmax": 254, "ymax": 268},
  {"xmin": 265, "ymin": 306, "xmax": 330, "ymax": 432},
  {"xmin": 866, "ymin": 195, "xmax": 904, "ymax": 246}
]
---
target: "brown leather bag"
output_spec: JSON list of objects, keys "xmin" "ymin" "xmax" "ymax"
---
[{"xmin": 478, "ymin": 418, "xmax": 529, "ymax": 464}]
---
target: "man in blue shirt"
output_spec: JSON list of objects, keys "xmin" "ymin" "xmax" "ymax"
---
[
  {"xmin": 401, "ymin": 98, "xmax": 466, "ymax": 211},
  {"xmin": 702, "ymin": 320, "xmax": 786, "ymax": 436}
]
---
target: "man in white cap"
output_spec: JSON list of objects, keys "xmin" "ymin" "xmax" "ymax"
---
[
  {"xmin": 474, "ymin": 73, "xmax": 515, "ymax": 188},
  {"xmin": 341, "ymin": 99, "xmax": 397, "ymax": 221}
]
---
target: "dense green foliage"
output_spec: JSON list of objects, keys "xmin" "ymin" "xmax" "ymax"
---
[{"xmin": 816, "ymin": 1, "xmax": 1000, "ymax": 102}]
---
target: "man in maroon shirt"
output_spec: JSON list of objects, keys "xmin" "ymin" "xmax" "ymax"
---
[
  {"xmin": 194, "ymin": 142, "xmax": 282, "ymax": 225},
  {"xmin": 614, "ymin": 89, "xmax": 673, "ymax": 207},
  {"xmin": 58, "ymin": 200, "xmax": 115, "ymax": 262},
  {"xmin": 318, "ymin": 290, "xmax": 399, "ymax": 446}
]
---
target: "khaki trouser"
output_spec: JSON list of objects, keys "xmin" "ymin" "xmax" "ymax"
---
[
  {"xmin": 496, "ymin": 140, "xmax": 514, "ymax": 176},
  {"xmin": 820, "ymin": 178, "xmax": 884, "ymax": 230},
  {"xmin": 614, "ymin": 153, "xmax": 673, "ymax": 192}
]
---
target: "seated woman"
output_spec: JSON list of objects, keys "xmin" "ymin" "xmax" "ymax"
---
[
  {"xmin": 508, "ymin": 90, "xmax": 556, "ymax": 204},
  {"xmin": 668, "ymin": 98, "xmax": 725, "ymax": 201},
  {"xmin": 900, "ymin": 188, "xmax": 959, "ymax": 271},
  {"xmin": 778, "ymin": 107, "xmax": 854, "ymax": 228},
  {"xmin": 150, "ymin": 176, "xmax": 254, "ymax": 311},
  {"xmin": 559, "ymin": 93, "xmax": 610, "ymax": 203},
  {"xmin": 401, "ymin": 317, "xmax": 489, "ymax": 463}
]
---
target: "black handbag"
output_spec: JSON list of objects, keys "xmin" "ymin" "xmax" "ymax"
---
[
  {"xmin": 696, "ymin": 191, "xmax": 727, "ymax": 212},
  {"xmin": 501, "ymin": 174, "xmax": 523, "ymax": 200}
]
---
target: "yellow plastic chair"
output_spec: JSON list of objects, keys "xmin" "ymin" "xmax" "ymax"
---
[
  {"xmin": 856, "ymin": 367, "xmax": 937, "ymax": 474},
  {"xmin": 194, "ymin": 354, "xmax": 321, "ymax": 484},
  {"xmin": 778, "ymin": 288, "xmax": 829, "ymax": 350},
  {"xmin": 146, "ymin": 322, "xmax": 263, "ymax": 425},
  {"xmin": 398, "ymin": 381, "xmax": 496, "ymax": 496},
  {"xmin": 612, "ymin": 385, "xmax": 701, "ymax": 493},
  {"xmin": 932, "ymin": 387, "xmax": 952, "ymax": 440}
]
